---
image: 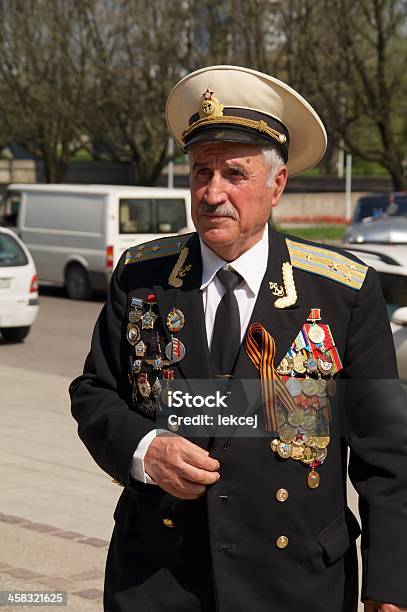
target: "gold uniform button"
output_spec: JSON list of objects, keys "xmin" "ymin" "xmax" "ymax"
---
[
  {"xmin": 162, "ymin": 518, "xmax": 174, "ymax": 528},
  {"xmin": 276, "ymin": 488, "xmax": 289, "ymax": 502},
  {"xmin": 276, "ymin": 535, "xmax": 289, "ymax": 549}
]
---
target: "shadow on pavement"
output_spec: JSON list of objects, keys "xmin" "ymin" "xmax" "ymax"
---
[{"xmin": 39, "ymin": 285, "xmax": 106, "ymax": 303}]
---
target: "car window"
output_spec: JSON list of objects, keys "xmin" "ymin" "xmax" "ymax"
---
[
  {"xmin": 354, "ymin": 197, "xmax": 389, "ymax": 223},
  {"xmin": 388, "ymin": 196, "xmax": 407, "ymax": 217},
  {"xmin": 0, "ymin": 233, "xmax": 28, "ymax": 267},
  {"xmin": 378, "ymin": 272, "xmax": 407, "ymax": 318}
]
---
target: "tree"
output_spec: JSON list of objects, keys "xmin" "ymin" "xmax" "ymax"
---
[
  {"xmin": 0, "ymin": 0, "xmax": 93, "ymax": 182},
  {"xmin": 280, "ymin": 0, "xmax": 407, "ymax": 187},
  {"xmin": 80, "ymin": 0, "xmax": 191, "ymax": 186}
]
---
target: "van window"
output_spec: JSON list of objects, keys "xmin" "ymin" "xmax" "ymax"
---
[
  {"xmin": 0, "ymin": 232, "xmax": 28, "ymax": 267},
  {"xmin": 24, "ymin": 192, "xmax": 104, "ymax": 233},
  {"xmin": 0, "ymin": 190, "xmax": 21, "ymax": 227},
  {"xmin": 119, "ymin": 198, "xmax": 187, "ymax": 234}
]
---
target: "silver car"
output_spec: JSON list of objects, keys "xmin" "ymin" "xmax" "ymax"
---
[{"xmin": 344, "ymin": 193, "xmax": 407, "ymax": 244}]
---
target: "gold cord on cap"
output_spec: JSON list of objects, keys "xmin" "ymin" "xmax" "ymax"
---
[{"xmin": 182, "ymin": 115, "xmax": 287, "ymax": 145}]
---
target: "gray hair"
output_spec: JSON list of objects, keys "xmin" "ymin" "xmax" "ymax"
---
[{"xmin": 261, "ymin": 146, "xmax": 285, "ymax": 187}]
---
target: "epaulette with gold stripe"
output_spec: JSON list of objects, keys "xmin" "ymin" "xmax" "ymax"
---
[
  {"xmin": 286, "ymin": 238, "xmax": 368, "ymax": 290},
  {"xmin": 125, "ymin": 233, "xmax": 193, "ymax": 265}
]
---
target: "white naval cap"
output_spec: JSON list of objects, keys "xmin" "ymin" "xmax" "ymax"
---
[{"xmin": 165, "ymin": 65, "xmax": 327, "ymax": 176}]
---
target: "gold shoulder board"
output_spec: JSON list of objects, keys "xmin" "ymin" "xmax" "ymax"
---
[
  {"xmin": 125, "ymin": 233, "xmax": 193, "ymax": 266},
  {"xmin": 286, "ymin": 238, "xmax": 368, "ymax": 290}
]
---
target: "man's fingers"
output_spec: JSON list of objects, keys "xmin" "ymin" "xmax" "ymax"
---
[
  {"xmin": 184, "ymin": 449, "xmax": 220, "ymax": 471},
  {"xmin": 162, "ymin": 477, "xmax": 206, "ymax": 498},
  {"xmin": 178, "ymin": 462, "xmax": 220, "ymax": 485}
]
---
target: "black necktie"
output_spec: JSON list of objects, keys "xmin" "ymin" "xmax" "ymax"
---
[{"xmin": 210, "ymin": 266, "xmax": 242, "ymax": 376}]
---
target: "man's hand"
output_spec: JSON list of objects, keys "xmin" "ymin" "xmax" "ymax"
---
[
  {"xmin": 364, "ymin": 602, "xmax": 407, "ymax": 611},
  {"xmin": 144, "ymin": 435, "xmax": 220, "ymax": 499}
]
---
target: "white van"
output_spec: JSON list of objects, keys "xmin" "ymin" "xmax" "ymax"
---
[{"xmin": 0, "ymin": 184, "xmax": 193, "ymax": 299}]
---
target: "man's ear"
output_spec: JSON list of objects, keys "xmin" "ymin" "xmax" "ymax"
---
[{"xmin": 270, "ymin": 166, "xmax": 288, "ymax": 208}]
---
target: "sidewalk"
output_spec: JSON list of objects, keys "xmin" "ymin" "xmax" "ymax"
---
[
  {"xmin": 0, "ymin": 364, "xmax": 120, "ymax": 611},
  {"xmin": 0, "ymin": 515, "xmax": 107, "ymax": 611}
]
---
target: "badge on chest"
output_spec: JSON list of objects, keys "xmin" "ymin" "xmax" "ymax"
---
[{"xmin": 126, "ymin": 295, "xmax": 186, "ymax": 417}]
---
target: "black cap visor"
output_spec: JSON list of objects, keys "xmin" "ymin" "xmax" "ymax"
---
[{"xmin": 183, "ymin": 124, "xmax": 288, "ymax": 162}]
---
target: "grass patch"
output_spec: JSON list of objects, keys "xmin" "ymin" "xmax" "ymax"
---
[{"xmin": 276, "ymin": 224, "xmax": 346, "ymax": 242}]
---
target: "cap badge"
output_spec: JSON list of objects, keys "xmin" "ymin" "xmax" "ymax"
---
[{"xmin": 199, "ymin": 88, "xmax": 224, "ymax": 119}]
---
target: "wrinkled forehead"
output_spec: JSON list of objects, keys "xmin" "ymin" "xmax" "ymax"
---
[{"xmin": 188, "ymin": 141, "xmax": 264, "ymax": 164}]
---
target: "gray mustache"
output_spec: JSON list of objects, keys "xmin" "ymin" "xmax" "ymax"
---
[{"xmin": 198, "ymin": 201, "xmax": 239, "ymax": 219}]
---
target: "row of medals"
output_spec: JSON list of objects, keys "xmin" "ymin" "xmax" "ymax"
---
[
  {"xmin": 272, "ymin": 319, "xmax": 336, "ymax": 489},
  {"xmin": 127, "ymin": 295, "xmax": 185, "ymax": 415}
]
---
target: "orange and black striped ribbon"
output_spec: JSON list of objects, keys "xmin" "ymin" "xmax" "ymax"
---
[{"xmin": 244, "ymin": 323, "xmax": 297, "ymax": 432}]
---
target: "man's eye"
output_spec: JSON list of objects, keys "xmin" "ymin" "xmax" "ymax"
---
[{"xmin": 229, "ymin": 168, "xmax": 245, "ymax": 177}]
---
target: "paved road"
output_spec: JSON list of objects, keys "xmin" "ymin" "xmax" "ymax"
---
[
  {"xmin": 0, "ymin": 287, "xmax": 104, "ymax": 379},
  {"xmin": 0, "ymin": 288, "xmax": 363, "ymax": 610}
]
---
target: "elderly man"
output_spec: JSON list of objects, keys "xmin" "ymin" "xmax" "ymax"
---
[{"xmin": 70, "ymin": 66, "xmax": 407, "ymax": 612}]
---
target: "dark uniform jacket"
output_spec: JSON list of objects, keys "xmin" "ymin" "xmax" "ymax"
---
[{"xmin": 69, "ymin": 226, "xmax": 407, "ymax": 612}]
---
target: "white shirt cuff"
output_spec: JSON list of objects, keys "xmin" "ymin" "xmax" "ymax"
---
[{"xmin": 130, "ymin": 429, "xmax": 168, "ymax": 485}]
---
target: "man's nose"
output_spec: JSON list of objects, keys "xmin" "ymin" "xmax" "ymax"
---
[{"xmin": 204, "ymin": 174, "xmax": 227, "ymax": 206}]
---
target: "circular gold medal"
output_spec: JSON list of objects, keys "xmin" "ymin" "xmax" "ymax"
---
[
  {"xmin": 301, "ymin": 446, "xmax": 317, "ymax": 464},
  {"xmin": 277, "ymin": 356, "xmax": 294, "ymax": 375},
  {"xmin": 291, "ymin": 445, "xmax": 304, "ymax": 460},
  {"xmin": 306, "ymin": 436, "xmax": 317, "ymax": 448},
  {"xmin": 315, "ymin": 378, "xmax": 327, "ymax": 397},
  {"xmin": 287, "ymin": 409, "xmax": 304, "ymax": 427},
  {"xmin": 127, "ymin": 324, "xmax": 141, "ymax": 345},
  {"xmin": 302, "ymin": 413, "xmax": 317, "ymax": 430},
  {"xmin": 315, "ymin": 436, "xmax": 330, "ymax": 449},
  {"xmin": 166, "ymin": 308, "xmax": 185, "ymax": 333},
  {"xmin": 308, "ymin": 324, "xmax": 325, "ymax": 344},
  {"xmin": 279, "ymin": 424, "xmax": 296, "ymax": 443},
  {"xmin": 315, "ymin": 447, "xmax": 328, "ymax": 462},
  {"xmin": 270, "ymin": 438, "xmax": 279, "ymax": 452},
  {"xmin": 302, "ymin": 377, "xmax": 318, "ymax": 396},
  {"xmin": 293, "ymin": 354, "xmax": 307, "ymax": 374},
  {"xmin": 277, "ymin": 441, "xmax": 292, "ymax": 459},
  {"xmin": 285, "ymin": 377, "xmax": 302, "ymax": 397}
]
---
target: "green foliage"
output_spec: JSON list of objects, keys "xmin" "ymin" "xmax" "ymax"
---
[{"xmin": 276, "ymin": 224, "xmax": 346, "ymax": 242}]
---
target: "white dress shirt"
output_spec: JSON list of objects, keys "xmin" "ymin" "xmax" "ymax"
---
[{"xmin": 130, "ymin": 225, "xmax": 269, "ymax": 484}]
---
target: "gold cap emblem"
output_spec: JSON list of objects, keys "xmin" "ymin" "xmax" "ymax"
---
[{"xmin": 199, "ymin": 88, "xmax": 224, "ymax": 119}]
